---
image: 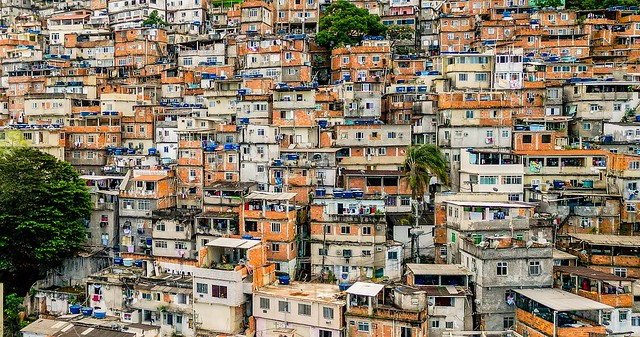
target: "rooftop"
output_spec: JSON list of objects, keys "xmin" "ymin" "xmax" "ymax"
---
[
  {"xmin": 514, "ymin": 288, "xmax": 613, "ymax": 311},
  {"xmin": 553, "ymin": 249, "xmax": 578, "ymax": 260},
  {"xmin": 254, "ymin": 282, "xmax": 345, "ymax": 305},
  {"xmin": 245, "ymin": 191, "xmax": 297, "ymax": 201},
  {"xmin": 206, "ymin": 237, "xmax": 260, "ymax": 249},
  {"xmin": 568, "ymin": 233, "xmax": 640, "ymax": 247},
  {"xmin": 514, "ymin": 149, "xmax": 610, "ymax": 156},
  {"xmin": 444, "ymin": 200, "xmax": 533, "ymax": 208},
  {"xmin": 21, "ymin": 319, "xmax": 72, "ymax": 335},
  {"xmin": 347, "ymin": 282, "xmax": 385, "ymax": 297},
  {"xmin": 406, "ymin": 263, "xmax": 472, "ymax": 276},
  {"xmin": 554, "ymin": 266, "xmax": 630, "ymax": 282}
]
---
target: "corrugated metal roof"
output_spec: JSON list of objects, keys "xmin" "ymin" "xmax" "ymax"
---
[
  {"xmin": 514, "ymin": 288, "xmax": 613, "ymax": 311},
  {"xmin": 245, "ymin": 191, "xmax": 297, "ymax": 201},
  {"xmin": 554, "ymin": 266, "xmax": 630, "ymax": 282},
  {"xmin": 553, "ymin": 249, "xmax": 578, "ymax": 260},
  {"xmin": 346, "ymin": 282, "xmax": 384, "ymax": 297},
  {"xmin": 206, "ymin": 237, "xmax": 260, "ymax": 249},
  {"xmin": 406, "ymin": 263, "xmax": 472, "ymax": 276},
  {"xmin": 569, "ymin": 233, "xmax": 640, "ymax": 247}
]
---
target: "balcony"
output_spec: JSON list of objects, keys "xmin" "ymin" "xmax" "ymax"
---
[{"xmin": 328, "ymin": 213, "xmax": 385, "ymax": 223}]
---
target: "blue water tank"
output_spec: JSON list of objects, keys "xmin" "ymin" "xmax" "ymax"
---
[
  {"xmin": 93, "ymin": 309, "xmax": 107, "ymax": 319},
  {"xmin": 148, "ymin": 148, "xmax": 157, "ymax": 155},
  {"xmin": 242, "ymin": 234, "xmax": 253, "ymax": 239},
  {"xmin": 338, "ymin": 283, "xmax": 351, "ymax": 291},
  {"xmin": 279, "ymin": 275, "xmax": 290, "ymax": 285},
  {"xmin": 70, "ymin": 305, "xmax": 82, "ymax": 314},
  {"xmin": 343, "ymin": 190, "xmax": 354, "ymax": 198},
  {"xmin": 81, "ymin": 307, "xmax": 93, "ymax": 316},
  {"xmin": 135, "ymin": 260, "xmax": 143, "ymax": 268},
  {"xmin": 316, "ymin": 189, "xmax": 326, "ymax": 197},
  {"xmin": 114, "ymin": 257, "xmax": 123, "ymax": 265}
]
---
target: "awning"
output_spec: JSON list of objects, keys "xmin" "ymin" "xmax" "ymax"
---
[
  {"xmin": 346, "ymin": 282, "xmax": 384, "ymax": 297},
  {"xmin": 206, "ymin": 237, "xmax": 260, "ymax": 249},
  {"xmin": 514, "ymin": 288, "xmax": 613, "ymax": 311}
]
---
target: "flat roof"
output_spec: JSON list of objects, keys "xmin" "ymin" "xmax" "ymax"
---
[
  {"xmin": 406, "ymin": 263, "xmax": 472, "ymax": 276},
  {"xmin": 444, "ymin": 200, "xmax": 533, "ymax": 208},
  {"xmin": 206, "ymin": 237, "xmax": 260, "ymax": 249},
  {"xmin": 554, "ymin": 266, "xmax": 630, "ymax": 282},
  {"xmin": 130, "ymin": 175, "xmax": 167, "ymax": 181},
  {"xmin": 245, "ymin": 191, "xmax": 297, "ymax": 201},
  {"xmin": 280, "ymin": 148, "xmax": 342, "ymax": 153},
  {"xmin": 80, "ymin": 175, "xmax": 124, "ymax": 181},
  {"xmin": 255, "ymin": 282, "xmax": 345, "ymax": 305},
  {"xmin": 568, "ymin": 233, "xmax": 640, "ymax": 247},
  {"xmin": 553, "ymin": 249, "xmax": 578, "ymax": 260},
  {"xmin": 346, "ymin": 282, "xmax": 384, "ymax": 297},
  {"xmin": 53, "ymin": 325, "xmax": 134, "ymax": 337},
  {"xmin": 50, "ymin": 14, "xmax": 90, "ymax": 20},
  {"xmin": 21, "ymin": 319, "xmax": 72, "ymax": 335},
  {"xmin": 514, "ymin": 288, "xmax": 612, "ymax": 311},
  {"xmin": 514, "ymin": 149, "xmax": 609, "ymax": 156}
]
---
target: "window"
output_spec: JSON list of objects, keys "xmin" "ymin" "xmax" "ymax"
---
[
  {"xmin": 155, "ymin": 240, "xmax": 167, "ymax": 248},
  {"xmin": 357, "ymin": 322, "xmax": 369, "ymax": 332},
  {"xmin": 196, "ymin": 283, "xmax": 207, "ymax": 293},
  {"xmin": 465, "ymin": 110, "xmax": 474, "ymax": 118},
  {"xmin": 388, "ymin": 132, "xmax": 397, "ymax": 139},
  {"xmin": 583, "ymin": 123, "xmax": 592, "ymax": 130},
  {"xmin": 458, "ymin": 74, "xmax": 468, "ymax": 81},
  {"xmin": 318, "ymin": 248, "xmax": 327, "ymax": 256},
  {"xmin": 529, "ymin": 261, "xmax": 541, "ymax": 275},
  {"xmin": 476, "ymin": 73, "xmax": 487, "ymax": 81},
  {"xmin": 620, "ymin": 311, "xmax": 628, "ymax": 321},
  {"xmin": 260, "ymin": 297, "xmax": 270, "ymax": 309},
  {"xmin": 156, "ymin": 223, "xmax": 166, "ymax": 231},
  {"xmin": 175, "ymin": 241, "xmax": 187, "ymax": 250},
  {"xmin": 323, "ymin": 307, "xmax": 334, "ymax": 319},
  {"xmin": 401, "ymin": 327, "xmax": 412, "ymax": 337},
  {"xmin": 522, "ymin": 135, "xmax": 532, "ymax": 143},
  {"xmin": 503, "ymin": 316, "xmax": 515, "ymax": 329},
  {"xmin": 431, "ymin": 320, "xmax": 440, "ymax": 328},
  {"xmin": 542, "ymin": 135, "xmax": 551, "ymax": 143},
  {"xmin": 362, "ymin": 226, "xmax": 372, "ymax": 235},
  {"xmin": 271, "ymin": 222, "xmax": 281, "ymax": 233},
  {"xmin": 630, "ymin": 161, "xmax": 640, "ymax": 170},
  {"xmin": 278, "ymin": 301, "xmax": 290, "ymax": 313},
  {"xmin": 340, "ymin": 226, "xmax": 351, "ymax": 234},
  {"xmin": 271, "ymin": 243, "xmax": 280, "ymax": 252},
  {"xmin": 479, "ymin": 176, "xmax": 498, "ymax": 184},
  {"xmin": 614, "ymin": 268, "xmax": 627, "ymax": 278},
  {"xmin": 632, "ymin": 316, "xmax": 640, "ymax": 326},
  {"xmin": 319, "ymin": 330, "xmax": 332, "ymax": 337},
  {"xmin": 502, "ymin": 176, "xmax": 522, "ymax": 185},
  {"xmin": 497, "ymin": 261, "xmax": 508, "ymax": 276},
  {"xmin": 388, "ymin": 251, "xmax": 398, "ymax": 260},
  {"xmin": 445, "ymin": 322, "xmax": 454, "ymax": 329},
  {"xmin": 211, "ymin": 285, "xmax": 227, "ymax": 298},
  {"xmin": 298, "ymin": 303, "xmax": 311, "ymax": 316}
]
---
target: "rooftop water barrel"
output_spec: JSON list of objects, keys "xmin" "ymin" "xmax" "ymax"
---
[
  {"xmin": 114, "ymin": 257, "xmax": 123, "ymax": 265},
  {"xmin": 279, "ymin": 275, "xmax": 290, "ymax": 285},
  {"xmin": 338, "ymin": 283, "xmax": 351, "ymax": 291},
  {"xmin": 69, "ymin": 305, "xmax": 82, "ymax": 314},
  {"xmin": 122, "ymin": 258, "xmax": 134, "ymax": 267},
  {"xmin": 316, "ymin": 189, "xmax": 326, "ymax": 197},
  {"xmin": 343, "ymin": 190, "xmax": 354, "ymax": 198},
  {"xmin": 135, "ymin": 260, "xmax": 143, "ymax": 268},
  {"xmin": 93, "ymin": 309, "xmax": 107, "ymax": 319},
  {"xmin": 81, "ymin": 307, "xmax": 93, "ymax": 316}
]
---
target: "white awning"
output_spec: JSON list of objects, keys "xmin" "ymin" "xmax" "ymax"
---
[
  {"xmin": 346, "ymin": 282, "xmax": 384, "ymax": 297},
  {"xmin": 514, "ymin": 288, "xmax": 612, "ymax": 311},
  {"xmin": 206, "ymin": 237, "xmax": 260, "ymax": 249}
]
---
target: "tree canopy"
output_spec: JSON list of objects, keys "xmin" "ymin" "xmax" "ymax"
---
[
  {"xmin": 0, "ymin": 147, "xmax": 91, "ymax": 293},
  {"xmin": 143, "ymin": 10, "xmax": 168, "ymax": 26},
  {"xmin": 403, "ymin": 144, "xmax": 449, "ymax": 200},
  {"xmin": 315, "ymin": 0, "xmax": 387, "ymax": 49},
  {"xmin": 565, "ymin": 0, "xmax": 638, "ymax": 9}
]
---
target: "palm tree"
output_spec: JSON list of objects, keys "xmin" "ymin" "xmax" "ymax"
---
[{"xmin": 402, "ymin": 144, "xmax": 449, "ymax": 200}]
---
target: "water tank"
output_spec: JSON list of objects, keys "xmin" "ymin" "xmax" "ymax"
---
[
  {"xmin": 93, "ymin": 309, "xmax": 107, "ymax": 319},
  {"xmin": 279, "ymin": 275, "xmax": 290, "ymax": 285},
  {"xmin": 122, "ymin": 258, "xmax": 134, "ymax": 267},
  {"xmin": 69, "ymin": 305, "xmax": 82, "ymax": 314},
  {"xmin": 113, "ymin": 257, "xmax": 123, "ymax": 265},
  {"xmin": 135, "ymin": 260, "xmax": 143, "ymax": 268},
  {"xmin": 81, "ymin": 307, "xmax": 93, "ymax": 316},
  {"xmin": 316, "ymin": 189, "xmax": 326, "ymax": 197}
]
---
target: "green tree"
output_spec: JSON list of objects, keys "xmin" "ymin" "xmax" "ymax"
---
[
  {"xmin": 143, "ymin": 10, "xmax": 168, "ymax": 26},
  {"xmin": 532, "ymin": 0, "xmax": 563, "ymax": 8},
  {"xmin": 403, "ymin": 144, "xmax": 449, "ymax": 200},
  {"xmin": 0, "ymin": 148, "xmax": 91, "ymax": 294},
  {"xmin": 4, "ymin": 293, "xmax": 28, "ymax": 337},
  {"xmin": 315, "ymin": 0, "xmax": 387, "ymax": 49}
]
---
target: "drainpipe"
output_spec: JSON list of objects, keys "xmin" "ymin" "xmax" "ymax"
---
[{"xmin": 553, "ymin": 310, "xmax": 557, "ymax": 337}]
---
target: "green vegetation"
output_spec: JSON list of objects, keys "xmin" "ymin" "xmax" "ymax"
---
[
  {"xmin": 403, "ymin": 144, "xmax": 449, "ymax": 200},
  {"xmin": 0, "ymin": 147, "xmax": 91, "ymax": 294},
  {"xmin": 5, "ymin": 293, "xmax": 29, "ymax": 337},
  {"xmin": 565, "ymin": 0, "xmax": 639, "ymax": 10},
  {"xmin": 315, "ymin": 0, "xmax": 387, "ymax": 49},
  {"xmin": 143, "ymin": 10, "xmax": 168, "ymax": 26}
]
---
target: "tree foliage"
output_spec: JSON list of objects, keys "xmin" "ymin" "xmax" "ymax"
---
[
  {"xmin": 0, "ymin": 147, "xmax": 91, "ymax": 293},
  {"xmin": 315, "ymin": 0, "xmax": 387, "ymax": 49},
  {"xmin": 531, "ymin": 0, "xmax": 563, "ymax": 8},
  {"xmin": 387, "ymin": 25, "xmax": 415, "ymax": 43},
  {"xmin": 4, "ymin": 293, "xmax": 28, "ymax": 337},
  {"xmin": 143, "ymin": 10, "xmax": 168, "ymax": 26},
  {"xmin": 403, "ymin": 144, "xmax": 449, "ymax": 200},
  {"xmin": 565, "ymin": 0, "xmax": 638, "ymax": 9}
]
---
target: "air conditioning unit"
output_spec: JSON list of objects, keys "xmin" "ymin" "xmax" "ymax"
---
[{"xmin": 336, "ymin": 250, "xmax": 342, "ymax": 256}]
